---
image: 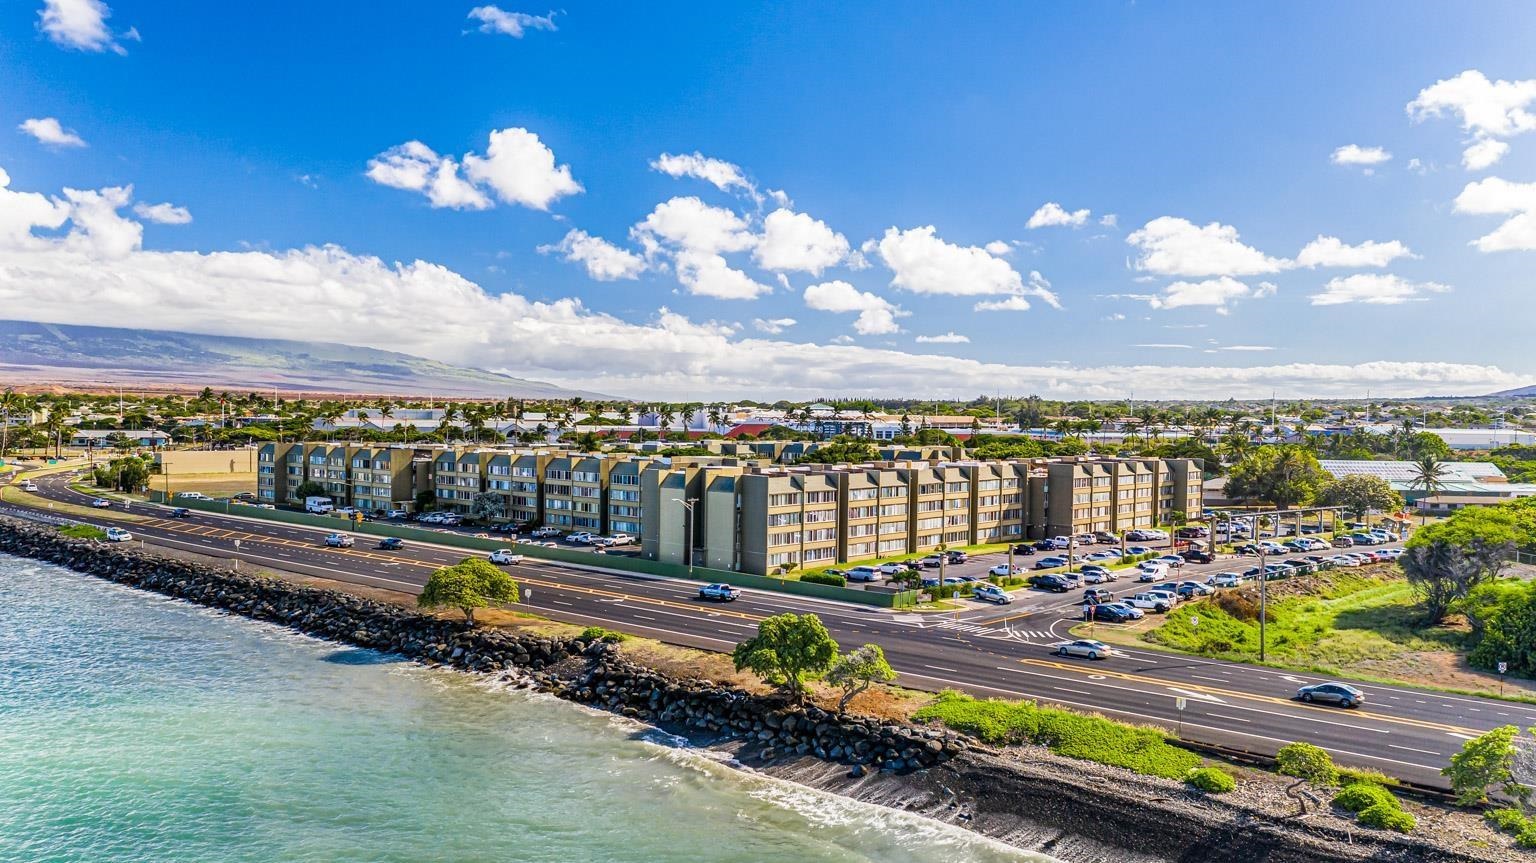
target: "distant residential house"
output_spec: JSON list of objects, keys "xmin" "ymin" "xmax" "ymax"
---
[{"xmin": 69, "ymin": 429, "xmax": 171, "ymax": 448}]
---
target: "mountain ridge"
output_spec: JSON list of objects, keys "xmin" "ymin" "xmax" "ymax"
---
[{"xmin": 0, "ymin": 320, "xmax": 605, "ymax": 399}]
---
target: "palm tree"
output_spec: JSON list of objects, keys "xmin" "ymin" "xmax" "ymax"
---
[
  {"xmin": 1409, "ymin": 455, "xmax": 1448, "ymax": 524},
  {"xmin": 0, "ymin": 388, "xmax": 17, "ymax": 457}
]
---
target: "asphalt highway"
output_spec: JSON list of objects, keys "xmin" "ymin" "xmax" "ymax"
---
[{"xmin": 16, "ymin": 471, "xmax": 1531, "ymax": 788}]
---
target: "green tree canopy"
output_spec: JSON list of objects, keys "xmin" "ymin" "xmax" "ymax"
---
[
  {"xmin": 1316, "ymin": 474, "xmax": 1404, "ymax": 519},
  {"xmin": 1223, "ymin": 445, "xmax": 1328, "ymax": 508},
  {"xmin": 826, "ymin": 643, "xmax": 897, "ymax": 711},
  {"xmin": 294, "ymin": 480, "xmax": 327, "ymax": 499},
  {"xmin": 796, "ymin": 439, "xmax": 878, "ymax": 464},
  {"xmin": 732, "ymin": 612, "xmax": 839, "ymax": 703},
  {"xmin": 417, "ymin": 558, "xmax": 520, "ymax": 627},
  {"xmin": 1442, "ymin": 725, "xmax": 1527, "ymax": 807}
]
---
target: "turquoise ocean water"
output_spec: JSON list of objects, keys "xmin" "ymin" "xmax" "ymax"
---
[{"xmin": 0, "ymin": 556, "xmax": 1058, "ymax": 863}]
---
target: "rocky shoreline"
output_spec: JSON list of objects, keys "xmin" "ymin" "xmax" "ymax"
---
[{"xmin": 0, "ymin": 517, "xmax": 1510, "ymax": 863}]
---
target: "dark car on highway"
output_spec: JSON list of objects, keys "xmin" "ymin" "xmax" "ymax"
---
[
  {"xmin": 1295, "ymin": 682, "xmax": 1365, "ymax": 708},
  {"xmin": 1028, "ymin": 574, "xmax": 1071, "ymax": 593},
  {"xmin": 376, "ymin": 537, "xmax": 405, "ymax": 550},
  {"xmin": 169, "ymin": 507, "xmax": 192, "ymax": 518}
]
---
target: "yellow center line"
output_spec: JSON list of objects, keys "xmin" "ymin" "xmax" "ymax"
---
[
  {"xmin": 145, "ymin": 521, "xmax": 766, "ymax": 624},
  {"xmin": 1016, "ymin": 657, "xmax": 1482, "ymax": 736}
]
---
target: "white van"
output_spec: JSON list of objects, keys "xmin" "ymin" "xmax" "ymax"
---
[{"xmin": 1135, "ymin": 561, "xmax": 1170, "ymax": 583}]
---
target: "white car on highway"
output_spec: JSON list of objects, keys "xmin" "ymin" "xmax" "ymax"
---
[
  {"xmin": 488, "ymin": 549, "xmax": 524, "ymax": 565},
  {"xmin": 104, "ymin": 527, "xmax": 132, "ymax": 542},
  {"xmin": 1052, "ymin": 639, "xmax": 1113, "ymax": 660}
]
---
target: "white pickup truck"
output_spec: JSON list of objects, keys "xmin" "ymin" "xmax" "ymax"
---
[{"xmin": 1125, "ymin": 592, "xmax": 1173, "ymax": 613}]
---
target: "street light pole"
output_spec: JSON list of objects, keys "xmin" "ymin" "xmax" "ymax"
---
[
  {"xmin": 1252, "ymin": 515, "xmax": 1267, "ymax": 662},
  {"xmin": 670, "ymin": 497, "xmax": 696, "ymax": 577}
]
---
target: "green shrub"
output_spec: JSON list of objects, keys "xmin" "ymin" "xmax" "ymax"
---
[
  {"xmin": 1338, "ymin": 766, "xmax": 1399, "ymax": 787},
  {"xmin": 579, "ymin": 625, "xmax": 629, "ymax": 644},
  {"xmin": 1332, "ymin": 782, "xmax": 1396, "ymax": 814},
  {"xmin": 800, "ymin": 572, "xmax": 847, "ymax": 587},
  {"xmin": 58, "ymin": 524, "xmax": 107, "ymax": 540},
  {"xmin": 913, "ymin": 691, "xmax": 1200, "ymax": 780},
  {"xmin": 1485, "ymin": 807, "xmax": 1529, "ymax": 835},
  {"xmin": 1518, "ymin": 823, "xmax": 1536, "ymax": 849},
  {"xmin": 1275, "ymin": 742, "xmax": 1339, "ymax": 786},
  {"xmin": 1186, "ymin": 767, "xmax": 1236, "ymax": 793},
  {"xmin": 1357, "ymin": 801, "xmax": 1416, "ymax": 833}
]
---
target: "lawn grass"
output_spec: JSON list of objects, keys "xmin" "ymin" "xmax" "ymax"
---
[
  {"xmin": 1143, "ymin": 569, "xmax": 1468, "ymax": 672},
  {"xmin": 57, "ymin": 524, "xmax": 107, "ymax": 540},
  {"xmin": 913, "ymin": 690, "xmax": 1202, "ymax": 779}
]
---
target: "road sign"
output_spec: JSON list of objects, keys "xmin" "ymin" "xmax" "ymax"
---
[
  {"xmin": 234, "ymin": 539, "xmax": 241, "ymax": 549},
  {"xmin": 1175, "ymin": 696, "xmax": 1187, "ymax": 711},
  {"xmin": 1499, "ymin": 661, "xmax": 1509, "ymax": 674},
  {"xmin": 1190, "ymin": 615, "xmax": 1199, "ymax": 628}
]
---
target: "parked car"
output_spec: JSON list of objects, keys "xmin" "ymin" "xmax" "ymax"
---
[
  {"xmin": 565, "ymin": 532, "xmax": 596, "ymax": 545},
  {"xmin": 1155, "ymin": 554, "xmax": 1186, "ymax": 568},
  {"xmin": 90, "ymin": 498, "xmax": 111, "ymax": 508},
  {"xmin": 879, "ymin": 562, "xmax": 907, "ymax": 575},
  {"xmin": 386, "ymin": 509, "xmax": 410, "ymax": 519},
  {"xmin": 972, "ymin": 584, "xmax": 1013, "ymax": 604},
  {"xmin": 697, "ymin": 583, "xmax": 741, "ymax": 602},
  {"xmin": 945, "ymin": 550, "xmax": 968, "ymax": 564},
  {"xmin": 1126, "ymin": 592, "xmax": 1173, "ymax": 613},
  {"xmin": 1053, "ymin": 639, "xmax": 1113, "ymax": 660},
  {"xmin": 530, "ymin": 527, "xmax": 561, "ymax": 538},
  {"xmin": 104, "ymin": 527, "xmax": 132, "ymax": 542},
  {"xmin": 1177, "ymin": 581, "xmax": 1215, "ymax": 599},
  {"xmin": 989, "ymin": 563, "xmax": 1026, "ymax": 577},
  {"xmin": 1080, "ymin": 565, "xmax": 1114, "ymax": 583},
  {"xmin": 174, "ymin": 491, "xmax": 210, "ymax": 500},
  {"xmin": 1082, "ymin": 587, "xmax": 1114, "ymax": 604},
  {"xmin": 488, "ymin": 549, "xmax": 524, "ymax": 565},
  {"xmin": 1146, "ymin": 589, "xmax": 1181, "ymax": 607},
  {"xmin": 1135, "ymin": 562, "xmax": 1169, "ymax": 582},
  {"xmin": 1073, "ymin": 533, "xmax": 1097, "ymax": 546},
  {"xmin": 1295, "ymin": 682, "xmax": 1365, "ymax": 708},
  {"xmin": 1044, "ymin": 536, "xmax": 1071, "ymax": 550},
  {"xmin": 323, "ymin": 533, "xmax": 353, "ymax": 548},
  {"xmin": 1126, "ymin": 545, "xmax": 1152, "ymax": 556},
  {"xmin": 606, "ymin": 533, "xmax": 635, "ymax": 545},
  {"xmin": 919, "ymin": 554, "xmax": 946, "ymax": 569},
  {"xmin": 1009, "ymin": 544, "xmax": 1036, "ymax": 556},
  {"xmin": 376, "ymin": 537, "xmax": 404, "ymax": 550},
  {"xmin": 1210, "ymin": 572, "xmax": 1245, "ymax": 588},
  {"xmin": 1094, "ymin": 603, "xmax": 1140, "ymax": 623},
  {"xmin": 1331, "ymin": 536, "xmax": 1355, "ymax": 548},
  {"xmin": 845, "ymin": 566, "xmax": 881, "ymax": 582},
  {"xmin": 1028, "ymin": 574, "xmax": 1071, "ymax": 593},
  {"xmin": 1033, "ymin": 556, "xmax": 1068, "ymax": 570},
  {"xmin": 1093, "ymin": 531, "xmax": 1119, "ymax": 544},
  {"xmin": 1179, "ymin": 549, "xmax": 1214, "ymax": 564},
  {"xmin": 1348, "ymin": 533, "xmax": 1381, "ymax": 546}
]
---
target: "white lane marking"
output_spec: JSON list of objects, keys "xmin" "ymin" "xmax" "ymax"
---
[
  {"xmin": 1207, "ymin": 713, "xmax": 1251, "ymax": 723},
  {"xmin": 1053, "ymin": 687, "xmax": 1092, "ymax": 696},
  {"xmin": 1389, "ymin": 743, "xmax": 1442, "ymax": 756},
  {"xmin": 924, "ymin": 664, "xmax": 958, "ymax": 673},
  {"xmin": 632, "ymin": 614, "xmax": 656, "ymax": 621},
  {"xmin": 551, "ymin": 600, "xmax": 572, "ymax": 607},
  {"xmin": 1191, "ymin": 675, "xmax": 1228, "ymax": 684}
]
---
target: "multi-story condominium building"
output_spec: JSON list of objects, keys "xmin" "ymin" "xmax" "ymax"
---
[
  {"xmin": 640, "ymin": 455, "xmax": 1204, "ymax": 576},
  {"xmin": 256, "ymin": 442, "xmax": 300, "ymax": 505},
  {"xmin": 434, "ymin": 449, "xmax": 487, "ymax": 512},
  {"xmin": 348, "ymin": 447, "xmax": 417, "ymax": 513}
]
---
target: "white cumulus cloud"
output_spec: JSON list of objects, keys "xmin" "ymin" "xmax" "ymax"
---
[
  {"xmin": 366, "ymin": 141, "xmax": 492, "ymax": 210},
  {"xmin": 752, "ymin": 317, "xmax": 796, "ymax": 334},
  {"xmin": 984, "ymin": 240, "xmax": 1011, "ymax": 256},
  {"xmin": 1330, "ymin": 144, "xmax": 1391, "ymax": 168},
  {"xmin": 467, "ymin": 6, "xmax": 556, "ymax": 38},
  {"xmin": 1453, "ymin": 176, "xmax": 1536, "ymax": 252},
  {"xmin": 19, "ymin": 117, "xmax": 86, "ymax": 148},
  {"xmin": 537, "ymin": 229, "xmax": 644, "ymax": 281},
  {"xmin": 368, "ymin": 128, "xmax": 579, "ymax": 211},
  {"xmin": 875, "ymin": 226, "xmax": 1060, "ymax": 307},
  {"xmin": 1309, "ymin": 273, "xmax": 1451, "ymax": 306},
  {"xmin": 1294, "ymin": 235, "xmax": 1415, "ymax": 268},
  {"xmin": 132, "ymin": 202, "xmax": 192, "ymax": 225},
  {"xmin": 914, "ymin": 332, "xmax": 969, "ymax": 344},
  {"xmin": 752, "ymin": 208, "xmax": 849, "ymax": 274},
  {"xmin": 1127, "ymin": 216, "xmax": 1287, "ymax": 278},
  {"xmin": 1026, "ymin": 202, "xmax": 1090, "ymax": 229},
  {"xmin": 803, "ymin": 280, "xmax": 906, "ymax": 335},
  {"xmin": 650, "ymin": 152, "xmax": 759, "ymax": 200},
  {"xmin": 38, "ymin": 0, "xmax": 132, "ymax": 54},
  {"xmin": 1145, "ymin": 276, "xmax": 1256, "ymax": 314},
  {"xmin": 1408, "ymin": 70, "xmax": 1536, "ymax": 171}
]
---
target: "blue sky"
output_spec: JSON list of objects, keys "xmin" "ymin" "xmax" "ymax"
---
[{"xmin": 3, "ymin": 1, "xmax": 1536, "ymax": 399}]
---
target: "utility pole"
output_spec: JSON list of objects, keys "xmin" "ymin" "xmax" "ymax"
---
[{"xmin": 1255, "ymin": 516, "xmax": 1268, "ymax": 662}]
